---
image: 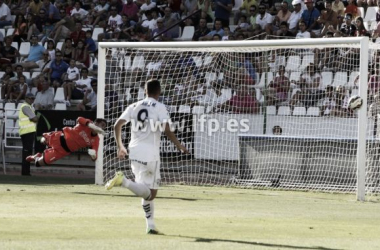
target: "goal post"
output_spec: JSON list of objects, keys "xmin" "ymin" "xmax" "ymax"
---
[{"xmin": 96, "ymin": 37, "xmax": 374, "ymax": 200}]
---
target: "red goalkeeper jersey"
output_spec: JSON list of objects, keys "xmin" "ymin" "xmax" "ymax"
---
[{"xmin": 62, "ymin": 117, "xmax": 100, "ymax": 158}]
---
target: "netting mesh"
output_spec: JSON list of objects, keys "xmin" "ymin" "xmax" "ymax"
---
[{"xmin": 99, "ymin": 41, "xmax": 380, "ymax": 194}]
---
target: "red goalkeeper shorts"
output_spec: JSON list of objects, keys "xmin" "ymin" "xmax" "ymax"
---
[{"xmin": 42, "ymin": 131, "xmax": 71, "ymax": 165}]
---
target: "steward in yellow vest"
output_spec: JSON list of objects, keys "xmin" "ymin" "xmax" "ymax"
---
[{"xmin": 18, "ymin": 93, "xmax": 39, "ymax": 176}]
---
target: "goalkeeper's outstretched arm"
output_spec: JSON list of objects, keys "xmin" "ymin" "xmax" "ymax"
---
[{"xmin": 164, "ymin": 123, "xmax": 190, "ymax": 154}]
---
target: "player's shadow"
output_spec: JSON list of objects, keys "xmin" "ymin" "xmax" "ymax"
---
[
  {"xmin": 73, "ymin": 192, "xmax": 206, "ymax": 201},
  {"xmin": 164, "ymin": 235, "xmax": 343, "ymax": 250}
]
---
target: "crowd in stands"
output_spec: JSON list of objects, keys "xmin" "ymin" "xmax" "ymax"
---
[{"xmin": 0, "ymin": 0, "xmax": 379, "ymax": 117}]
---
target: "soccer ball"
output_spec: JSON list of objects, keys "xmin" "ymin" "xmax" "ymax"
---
[{"xmin": 348, "ymin": 95, "xmax": 363, "ymax": 111}]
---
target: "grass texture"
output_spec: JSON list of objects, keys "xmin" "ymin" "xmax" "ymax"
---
[{"xmin": 0, "ymin": 175, "xmax": 379, "ymax": 250}]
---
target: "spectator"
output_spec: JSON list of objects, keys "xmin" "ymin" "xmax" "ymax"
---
[
  {"xmin": 140, "ymin": 0, "xmax": 157, "ymax": 14},
  {"xmin": 277, "ymin": 21, "xmax": 295, "ymax": 37},
  {"xmin": 30, "ymin": 51, "xmax": 51, "ymax": 88},
  {"xmin": 296, "ymin": 20, "xmax": 311, "ymax": 38},
  {"xmin": 333, "ymin": 85, "xmax": 351, "ymax": 117},
  {"xmin": 12, "ymin": 14, "xmax": 27, "ymax": 45},
  {"xmin": 192, "ymin": 17, "xmax": 210, "ymax": 41},
  {"xmin": 287, "ymin": 0, "xmax": 303, "ymax": 35},
  {"xmin": 7, "ymin": 74, "xmax": 27, "ymax": 103},
  {"xmin": 141, "ymin": 10, "xmax": 158, "ymax": 32},
  {"xmin": 26, "ymin": 9, "xmax": 46, "ymax": 41},
  {"xmin": 263, "ymin": 65, "xmax": 290, "ymax": 105},
  {"xmin": 315, "ymin": 0, "xmax": 326, "ymax": 12},
  {"xmin": 0, "ymin": 36, "xmax": 20, "ymax": 66},
  {"xmin": 121, "ymin": 0, "xmax": 139, "ymax": 26},
  {"xmin": 61, "ymin": 38, "xmax": 76, "ymax": 64},
  {"xmin": 91, "ymin": 0, "xmax": 110, "ymax": 27},
  {"xmin": 65, "ymin": 0, "xmax": 74, "ymax": 15},
  {"xmin": 71, "ymin": 1, "xmax": 89, "ymax": 22},
  {"xmin": 255, "ymin": 4, "xmax": 274, "ymax": 36},
  {"xmin": 213, "ymin": 0, "xmax": 233, "ymax": 27},
  {"xmin": 151, "ymin": 18, "xmax": 173, "ymax": 41},
  {"xmin": 219, "ymin": 85, "xmax": 259, "ymax": 114},
  {"xmin": 234, "ymin": 0, "xmax": 258, "ymax": 25},
  {"xmin": 16, "ymin": 35, "xmax": 45, "ymax": 71},
  {"xmin": 272, "ymin": 125, "xmax": 283, "ymax": 135},
  {"xmin": 84, "ymin": 30, "xmax": 96, "ymax": 53},
  {"xmin": 77, "ymin": 78, "xmax": 97, "ymax": 111},
  {"xmin": 237, "ymin": 15, "xmax": 251, "ymax": 30},
  {"xmin": 354, "ymin": 16, "xmax": 369, "ymax": 36},
  {"xmin": 274, "ymin": 1, "xmax": 291, "ymax": 29},
  {"xmin": 330, "ymin": 13, "xmax": 356, "ymax": 36},
  {"xmin": 321, "ymin": 85, "xmax": 336, "ymax": 115},
  {"xmin": 40, "ymin": 18, "xmax": 54, "ymax": 44},
  {"xmin": 49, "ymin": 9, "xmax": 76, "ymax": 43},
  {"xmin": 368, "ymin": 69, "xmax": 380, "ymax": 101},
  {"xmin": 345, "ymin": 0, "xmax": 361, "ymax": 18},
  {"xmin": 248, "ymin": 5, "xmax": 258, "ymax": 29},
  {"xmin": 181, "ymin": 0, "xmax": 197, "ymax": 23},
  {"xmin": 199, "ymin": 19, "xmax": 224, "ymax": 40},
  {"xmin": 261, "ymin": 0, "xmax": 276, "ymax": 14},
  {"xmin": 27, "ymin": 0, "xmax": 44, "ymax": 16},
  {"xmin": 73, "ymin": 39, "xmax": 90, "ymax": 68},
  {"xmin": 115, "ymin": 15, "xmax": 134, "ymax": 41},
  {"xmin": 11, "ymin": 0, "xmax": 29, "ymax": 15},
  {"xmin": 48, "ymin": 50, "xmax": 69, "ymax": 90},
  {"xmin": 34, "ymin": 77, "xmax": 54, "ymax": 110},
  {"xmin": 65, "ymin": 59, "xmax": 80, "ymax": 82},
  {"xmin": 98, "ymin": 6, "xmax": 123, "ymax": 42},
  {"xmin": 209, "ymin": 83, "xmax": 230, "ymax": 112},
  {"xmin": 318, "ymin": 0, "xmax": 339, "ymax": 37},
  {"xmin": 104, "ymin": 84, "xmax": 119, "ymax": 114},
  {"xmin": 301, "ymin": 0, "xmax": 321, "ymax": 37},
  {"xmin": 0, "ymin": 65, "xmax": 15, "ymax": 86},
  {"xmin": 63, "ymin": 67, "xmax": 91, "ymax": 107},
  {"xmin": 41, "ymin": 0, "xmax": 60, "ymax": 23},
  {"xmin": 70, "ymin": 22, "xmax": 86, "ymax": 47},
  {"xmin": 45, "ymin": 39, "xmax": 55, "ymax": 61},
  {"xmin": 212, "ymin": 33, "xmax": 222, "ymax": 40},
  {"xmin": 222, "ymin": 26, "xmax": 232, "ymax": 40},
  {"xmin": 0, "ymin": 0, "xmax": 12, "ymax": 28},
  {"xmin": 332, "ymin": 0, "xmax": 345, "ymax": 17},
  {"xmin": 290, "ymin": 63, "xmax": 323, "ymax": 108},
  {"xmin": 314, "ymin": 36, "xmax": 337, "ymax": 71},
  {"xmin": 163, "ymin": 7, "xmax": 181, "ymax": 38},
  {"xmin": 196, "ymin": 0, "xmax": 214, "ymax": 23}
]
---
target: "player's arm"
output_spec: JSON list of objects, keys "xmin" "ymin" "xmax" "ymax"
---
[
  {"xmin": 114, "ymin": 118, "xmax": 128, "ymax": 159},
  {"xmin": 78, "ymin": 117, "xmax": 105, "ymax": 134},
  {"xmin": 164, "ymin": 123, "xmax": 190, "ymax": 154},
  {"xmin": 88, "ymin": 139, "xmax": 99, "ymax": 161}
]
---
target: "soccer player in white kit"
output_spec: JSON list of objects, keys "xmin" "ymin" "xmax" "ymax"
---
[{"xmin": 105, "ymin": 79, "xmax": 189, "ymax": 234}]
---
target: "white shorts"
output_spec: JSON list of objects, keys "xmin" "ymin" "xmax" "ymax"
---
[{"xmin": 130, "ymin": 160, "xmax": 161, "ymax": 189}]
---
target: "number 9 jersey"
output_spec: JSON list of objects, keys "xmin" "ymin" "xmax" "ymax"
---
[{"xmin": 116, "ymin": 97, "xmax": 171, "ymax": 162}]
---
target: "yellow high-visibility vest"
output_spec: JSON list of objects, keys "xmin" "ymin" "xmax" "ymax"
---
[{"xmin": 19, "ymin": 103, "xmax": 36, "ymax": 136}]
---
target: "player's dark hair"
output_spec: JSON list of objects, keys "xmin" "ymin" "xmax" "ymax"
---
[
  {"xmin": 95, "ymin": 118, "xmax": 107, "ymax": 126},
  {"xmin": 145, "ymin": 79, "xmax": 161, "ymax": 95}
]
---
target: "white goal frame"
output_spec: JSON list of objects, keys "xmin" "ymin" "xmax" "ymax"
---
[{"xmin": 95, "ymin": 38, "xmax": 369, "ymax": 201}]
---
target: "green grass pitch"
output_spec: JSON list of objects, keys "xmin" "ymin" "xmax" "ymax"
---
[{"xmin": 0, "ymin": 175, "xmax": 380, "ymax": 250}]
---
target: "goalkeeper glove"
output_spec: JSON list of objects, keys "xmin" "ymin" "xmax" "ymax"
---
[
  {"xmin": 88, "ymin": 123, "xmax": 105, "ymax": 135},
  {"xmin": 88, "ymin": 149, "xmax": 97, "ymax": 160}
]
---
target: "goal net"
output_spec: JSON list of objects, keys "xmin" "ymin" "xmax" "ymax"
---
[{"xmin": 96, "ymin": 38, "xmax": 377, "ymax": 200}]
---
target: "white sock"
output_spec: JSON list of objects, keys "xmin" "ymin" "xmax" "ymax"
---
[
  {"xmin": 142, "ymin": 199, "xmax": 155, "ymax": 230},
  {"xmin": 122, "ymin": 178, "xmax": 151, "ymax": 199}
]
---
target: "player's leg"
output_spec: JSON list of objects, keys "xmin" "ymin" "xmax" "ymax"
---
[
  {"xmin": 137, "ymin": 161, "xmax": 161, "ymax": 234},
  {"xmin": 105, "ymin": 161, "xmax": 151, "ymax": 199}
]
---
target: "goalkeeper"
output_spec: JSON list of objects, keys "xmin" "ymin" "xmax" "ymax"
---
[{"xmin": 26, "ymin": 117, "xmax": 107, "ymax": 166}]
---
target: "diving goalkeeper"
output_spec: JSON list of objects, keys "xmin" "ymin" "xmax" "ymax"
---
[{"xmin": 26, "ymin": 117, "xmax": 107, "ymax": 166}]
